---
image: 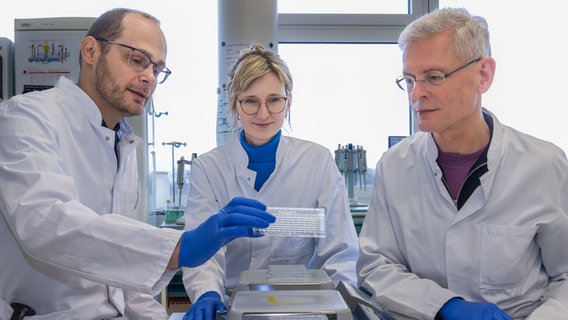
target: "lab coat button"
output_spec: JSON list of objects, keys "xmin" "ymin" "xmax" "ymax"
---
[{"xmin": 105, "ymin": 136, "xmax": 110, "ymax": 141}]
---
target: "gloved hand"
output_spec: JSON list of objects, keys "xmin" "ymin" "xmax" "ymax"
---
[
  {"xmin": 178, "ymin": 196, "xmax": 275, "ymax": 268},
  {"xmin": 183, "ymin": 291, "xmax": 225, "ymax": 320},
  {"xmin": 439, "ymin": 298, "xmax": 513, "ymax": 320}
]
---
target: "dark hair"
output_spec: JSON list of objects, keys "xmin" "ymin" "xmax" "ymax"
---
[
  {"xmin": 83, "ymin": 8, "xmax": 160, "ymax": 60},
  {"xmin": 87, "ymin": 8, "xmax": 160, "ymax": 40}
]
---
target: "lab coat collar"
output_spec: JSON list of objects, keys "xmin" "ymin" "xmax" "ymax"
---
[
  {"xmin": 55, "ymin": 76, "xmax": 103, "ymax": 129},
  {"xmin": 55, "ymin": 76, "xmax": 140, "ymax": 144}
]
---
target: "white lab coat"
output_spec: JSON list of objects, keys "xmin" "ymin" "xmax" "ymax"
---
[
  {"xmin": 357, "ymin": 109, "xmax": 568, "ymax": 319},
  {"xmin": 0, "ymin": 77, "xmax": 182, "ymax": 320},
  {"xmin": 182, "ymin": 135, "xmax": 359, "ymax": 303}
]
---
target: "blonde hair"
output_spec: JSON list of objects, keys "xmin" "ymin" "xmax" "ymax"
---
[{"xmin": 226, "ymin": 44, "xmax": 293, "ymax": 129}]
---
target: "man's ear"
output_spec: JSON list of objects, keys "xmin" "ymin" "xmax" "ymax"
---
[
  {"xmin": 80, "ymin": 36, "xmax": 99, "ymax": 66},
  {"xmin": 478, "ymin": 57, "xmax": 496, "ymax": 94}
]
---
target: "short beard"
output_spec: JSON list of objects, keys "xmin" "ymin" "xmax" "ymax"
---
[{"xmin": 94, "ymin": 55, "xmax": 142, "ymax": 118}]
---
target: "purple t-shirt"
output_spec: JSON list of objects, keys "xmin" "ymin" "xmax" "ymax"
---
[{"xmin": 437, "ymin": 146, "xmax": 486, "ymax": 201}]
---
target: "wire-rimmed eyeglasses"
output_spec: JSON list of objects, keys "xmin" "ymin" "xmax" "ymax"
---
[
  {"xmin": 238, "ymin": 96, "xmax": 288, "ymax": 115},
  {"xmin": 396, "ymin": 58, "xmax": 482, "ymax": 92},
  {"xmin": 95, "ymin": 37, "xmax": 172, "ymax": 84}
]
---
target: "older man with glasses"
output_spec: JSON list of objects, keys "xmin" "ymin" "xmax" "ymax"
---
[{"xmin": 357, "ymin": 7, "xmax": 568, "ymax": 320}]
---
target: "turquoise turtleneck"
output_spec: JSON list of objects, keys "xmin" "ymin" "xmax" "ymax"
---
[{"xmin": 240, "ymin": 130, "xmax": 281, "ymax": 191}]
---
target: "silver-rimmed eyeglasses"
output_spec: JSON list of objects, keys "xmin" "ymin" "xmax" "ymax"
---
[
  {"xmin": 95, "ymin": 37, "xmax": 172, "ymax": 84},
  {"xmin": 238, "ymin": 96, "xmax": 288, "ymax": 115},
  {"xmin": 396, "ymin": 58, "xmax": 481, "ymax": 92}
]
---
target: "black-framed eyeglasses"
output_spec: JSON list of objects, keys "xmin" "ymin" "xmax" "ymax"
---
[
  {"xmin": 238, "ymin": 96, "xmax": 288, "ymax": 115},
  {"xmin": 396, "ymin": 58, "xmax": 482, "ymax": 92},
  {"xmin": 95, "ymin": 37, "xmax": 172, "ymax": 84}
]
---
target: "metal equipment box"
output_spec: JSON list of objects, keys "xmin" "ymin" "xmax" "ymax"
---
[
  {"xmin": 234, "ymin": 267, "xmax": 335, "ymax": 293},
  {"xmin": 14, "ymin": 17, "xmax": 94, "ymax": 95},
  {"xmin": 228, "ymin": 290, "xmax": 353, "ymax": 320}
]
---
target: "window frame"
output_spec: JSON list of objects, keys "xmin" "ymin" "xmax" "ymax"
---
[
  {"xmin": 272, "ymin": 0, "xmax": 439, "ymax": 201},
  {"xmin": 276, "ymin": 0, "xmax": 439, "ymax": 144},
  {"xmin": 277, "ymin": 0, "xmax": 439, "ymax": 43}
]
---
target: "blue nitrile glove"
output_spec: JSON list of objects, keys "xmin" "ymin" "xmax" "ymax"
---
[
  {"xmin": 178, "ymin": 196, "xmax": 275, "ymax": 268},
  {"xmin": 183, "ymin": 291, "xmax": 225, "ymax": 320},
  {"xmin": 438, "ymin": 298, "xmax": 513, "ymax": 320}
]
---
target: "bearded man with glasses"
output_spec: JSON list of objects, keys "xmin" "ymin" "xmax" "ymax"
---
[
  {"xmin": 0, "ymin": 8, "xmax": 276, "ymax": 320},
  {"xmin": 357, "ymin": 7, "xmax": 568, "ymax": 320}
]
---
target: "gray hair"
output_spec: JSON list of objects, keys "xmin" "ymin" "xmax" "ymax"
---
[{"xmin": 398, "ymin": 7, "xmax": 491, "ymax": 61}]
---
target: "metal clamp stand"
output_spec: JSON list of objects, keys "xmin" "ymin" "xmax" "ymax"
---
[
  {"xmin": 176, "ymin": 153, "xmax": 197, "ymax": 207},
  {"xmin": 335, "ymin": 143, "xmax": 367, "ymax": 207},
  {"xmin": 162, "ymin": 141, "xmax": 186, "ymax": 204}
]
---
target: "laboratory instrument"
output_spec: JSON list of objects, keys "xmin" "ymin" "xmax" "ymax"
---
[
  {"xmin": 234, "ymin": 265, "xmax": 334, "ymax": 292},
  {"xmin": 220, "ymin": 267, "xmax": 403, "ymax": 320},
  {"xmin": 335, "ymin": 144, "xmax": 367, "ymax": 207},
  {"xmin": 388, "ymin": 136, "xmax": 407, "ymax": 148},
  {"xmin": 227, "ymin": 289, "xmax": 352, "ymax": 320},
  {"xmin": 228, "ymin": 265, "xmax": 350, "ymax": 320},
  {"xmin": 162, "ymin": 141, "xmax": 187, "ymax": 205},
  {"xmin": 0, "ymin": 37, "xmax": 14, "ymax": 101},
  {"xmin": 177, "ymin": 153, "xmax": 197, "ymax": 207},
  {"xmin": 14, "ymin": 17, "xmax": 94, "ymax": 94}
]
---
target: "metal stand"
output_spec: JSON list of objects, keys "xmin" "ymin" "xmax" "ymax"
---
[
  {"xmin": 176, "ymin": 153, "xmax": 197, "ymax": 207},
  {"xmin": 162, "ymin": 141, "xmax": 186, "ymax": 204},
  {"xmin": 335, "ymin": 143, "xmax": 367, "ymax": 207}
]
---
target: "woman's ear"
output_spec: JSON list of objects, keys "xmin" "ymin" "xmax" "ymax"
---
[{"xmin": 286, "ymin": 92, "xmax": 293, "ymax": 111}]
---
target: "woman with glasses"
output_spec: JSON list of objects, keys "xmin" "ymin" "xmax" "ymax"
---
[
  {"xmin": 357, "ymin": 7, "xmax": 568, "ymax": 320},
  {"xmin": 181, "ymin": 44, "xmax": 359, "ymax": 320}
]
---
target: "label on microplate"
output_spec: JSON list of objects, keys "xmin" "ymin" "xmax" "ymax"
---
[{"xmin": 254, "ymin": 207, "xmax": 326, "ymax": 238}]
